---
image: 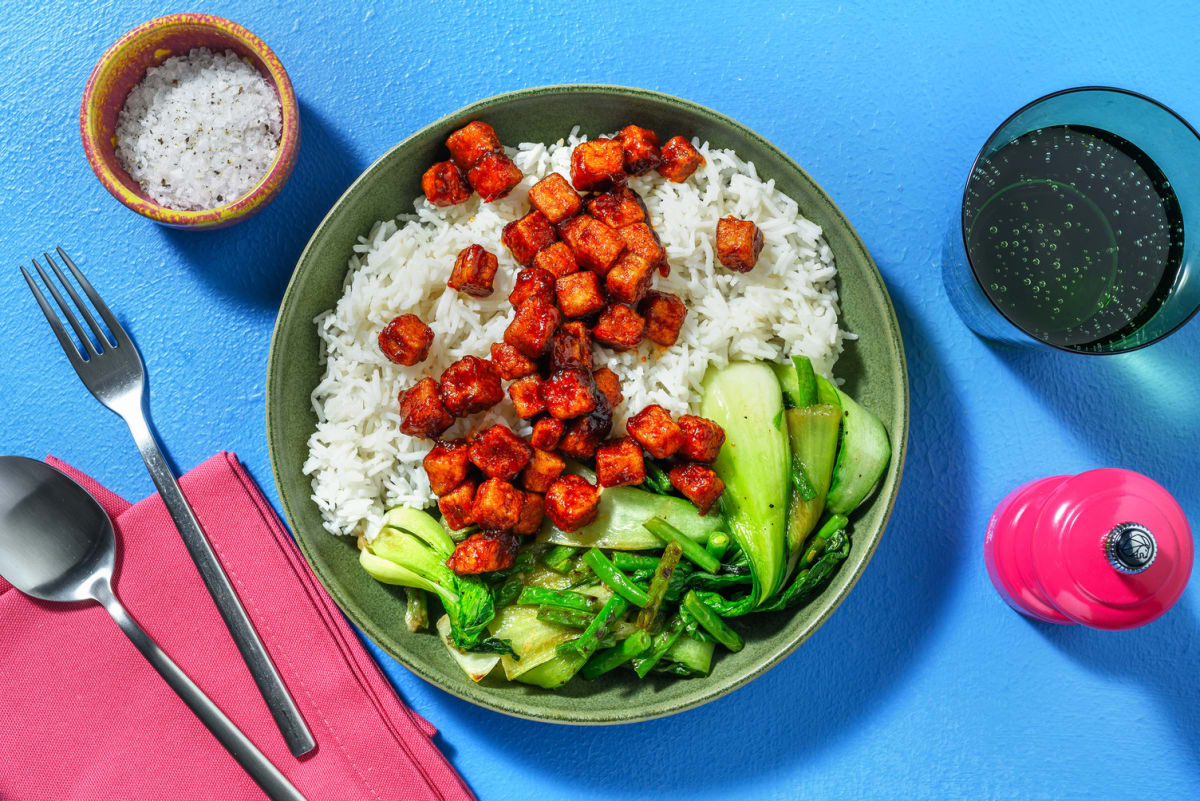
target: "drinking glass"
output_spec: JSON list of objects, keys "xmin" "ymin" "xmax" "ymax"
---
[{"xmin": 944, "ymin": 86, "xmax": 1200, "ymax": 353}]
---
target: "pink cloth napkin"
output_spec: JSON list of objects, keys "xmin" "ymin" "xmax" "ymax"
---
[{"xmin": 0, "ymin": 452, "xmax": 475, "ymax": 801}]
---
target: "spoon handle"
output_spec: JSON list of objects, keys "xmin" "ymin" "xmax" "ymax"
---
[
  {"xmin": 122, "ymin": 411, "xmax": 315, "ymax": 757},
  {"xmin": 92, "ymin": 581, "xmax": 308, "ymax": 801}
]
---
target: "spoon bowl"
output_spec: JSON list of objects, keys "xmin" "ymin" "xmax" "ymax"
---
[{"xmin": 0, "ymin": 456, "xmax": 114, "ymax": 603}]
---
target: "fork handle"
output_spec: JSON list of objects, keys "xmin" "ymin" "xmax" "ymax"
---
[
  {"xmin": 93, "ymin": 581, "xmax": 308, "ymax": 801},
  {"xmin": 123, "ymin": 412, "xmax": 316, "ymax": 758}
]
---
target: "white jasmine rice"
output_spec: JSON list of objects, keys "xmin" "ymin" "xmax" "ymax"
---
[
  {"xmin": 305, "ymin": 130, "xmax": 849, "ymax": 537},
  {"xmin": 115, "ymin": 48, "xmax": 282, "ymax": 210}
]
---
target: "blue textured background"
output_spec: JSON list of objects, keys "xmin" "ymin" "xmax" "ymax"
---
[{"xmin": 3, "ymin": 2, "xmax": 1199, "ymax": 799}]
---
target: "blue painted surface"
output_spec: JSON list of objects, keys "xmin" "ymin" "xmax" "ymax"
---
[{"xmin": 2, "ymin": 2, "xmax": 1198, "ymax": 799}]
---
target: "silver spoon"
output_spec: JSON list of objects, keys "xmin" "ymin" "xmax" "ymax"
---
[{"xmin": 0, "ymin": 456, "xmax": 307, "ymax": 801}]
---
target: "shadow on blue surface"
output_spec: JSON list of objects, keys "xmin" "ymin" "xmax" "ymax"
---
[
  {"xmin": 1028, "ymin": 596, "xmax": 1200, "ymax": 777},
  {"xmin": 158, "ymin": 100, "xmax": 364, "ymax": 307},
  {"xmin": 418, "ymin": 282, "xmax": 973, "ymax": 794}
]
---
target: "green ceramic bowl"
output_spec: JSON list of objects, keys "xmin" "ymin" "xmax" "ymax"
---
[{"xmin": 267, "ymin": 85, "xmax": 909, "ymax": 725}]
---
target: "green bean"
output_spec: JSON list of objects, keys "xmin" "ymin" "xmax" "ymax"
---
[
  {"xmin": 517, "ymin": 586, "xmax": 599, "ymax": 612},
  {"xmin": 682, "ymin": 590, "xmax": 744, "ymax": 652},
  {"xmin": 636, "ymin": 542, "xmax": 683, "ymax": 630},
  {"xmin": 582, "ymin": 548, "xmax": 651, "ymax": 607},
  {"xmin": 542, "ymin": 544, "xmax": 576, "ymax": 573},
  {"xmin": 802, "ymin": 514, "xmax": 849, "ymax": 568},
  {"xmin": 611, "ymin": 551, "xmax": 661, "ymax": 573},
  {"xmin": 633, "ymin": 615, "xmax": 685, "ymax": 678},
  {"xmin": 643, "ymin": 460, "xmax": 673, "ymax": 495},
  {"xmin": 556, "ymin": 593, "xmax": 630, "ymax": 661},
  {"xmin": 581, "ymin": 630, "xmax": 653, "ymax": 679},
  {"xmin": 643, "ymin": 517, "xmax": 721, "ymax": 574},
  {"xmin": 537, "ymin": 606, "xmax": 594, "ymax": 628},
  {"xmin": 704, "ymin": 531, "xmax": 730, "ymax": 562}
]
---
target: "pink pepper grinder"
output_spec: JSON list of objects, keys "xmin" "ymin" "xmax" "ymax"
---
[{"xmin": 984, "ymin": 468, "xmax": 1192, "ymax": 630}]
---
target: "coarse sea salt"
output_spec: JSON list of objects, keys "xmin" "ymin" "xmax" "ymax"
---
[{"xmin": 114, "ymin": 48, "xmax": 282, "ymax": 211}]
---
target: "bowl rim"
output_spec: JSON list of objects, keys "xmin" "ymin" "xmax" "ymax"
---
[
  {"xmin": 79, "ymin": 12, "xmax": 300, "ymax": 228},
  {"xmin": 266, "ymin": 83, "xmax": 910, "ymax": 724}
]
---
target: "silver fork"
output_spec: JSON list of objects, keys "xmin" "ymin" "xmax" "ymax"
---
[{"xmin": 21, "ymin": 248, "xmax": 316, "ymax": 758}]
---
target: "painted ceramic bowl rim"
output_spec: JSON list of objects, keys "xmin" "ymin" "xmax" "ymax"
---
[
  {"xmin": 267, "ymin": 84, "xmax": 910, "ymax": 724},
  {"xmin": 79, "ymin": 12, "xmax": 300, "ymax": 228}
]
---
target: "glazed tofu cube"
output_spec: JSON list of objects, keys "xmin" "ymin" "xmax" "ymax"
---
[
  {"xmin": 521, "ymin": 447, "xmax": 566, "ymax": 493},
  {"xmin": 540, "ymin": 368, "xmax": 597, "ymax": 419},
  {"xmin": 446, "ymin": 120, "xmax": 503, "ymax": 169},
  {"xmin": 626, "ymin": 404, "xmax": 684, "ymax": 459},
  {"xmin": 592, "ymin": 367, "xmax": 623, "ymax": 408},
  {"xmin": 468, "ymin": 152, "xmax": 523, "ymax": 202},
  {"xmin": 544, "ymin": 474, "xmax": 602, "ymax": 532},
  {"xmin": 617, "ymin": 223, "xmax": 668, "ymax": 276},
  {"xmin": 489, "ymin": 342, "xmax": 537, "ymax": 380},
  {"xmin": 592, "ymin": 304, "xmax": 645, "ymax": 350},
  {"xmin": 678, "ymin": 415, "xmax": 726, "ymax": 463},
  {"xmin": 554, "ymin": 271, "xmax": 607, "ymax": 318},
  {"xmin": 549, "ymin": 321, "xmax": 593, "ymax": 372},
  {"xmin": 448, "ymin": 244, "xmax": 499, "ymax": 297},
  {"xmin": 617, "ymin": 125, "xmax": 661, "ymax": 176},
  {"xmin": 468, "ymin": 424, "xmax": 534, "ymax": 480},
  {"xmin": 378, "ymin": 313, "xmax": 434, "ymax": 366},
  {"xmin": 658, "ymin": 136, "xmax": 705, "ymax": 182},
  {"xmin": 586, "ymin": 187, "xmax": 646, "ymax": 229},
  {"xmin": 529, "ymin": 416, "xmax": 564, "ymax": 451},
  {"xmin": 595, "ymin": 437, "xmax": 646, "ymax": 487},
  {"xmin": 668, "ymin": 463, "xmax": 725, "ymax": 515},
  {"xmin": 513, "ymin": 492, "xmax": 545, "ymax": 535},
  {"xmin": 502, "ymin": 211, "xmax": 557, "ymax": 266},
  {"xmin": 558, "ymin": 215, "xmax": 626, "ymax": 274},
  {"xmin": 639, "ymin": 290, "xmax": 688, "ymax": 346},
  {"xmin": 446, "ymin": 531, "xmax": 519, "ymax": 575},
  {"xmin": 504, "ymin": 297, "xmax": 561, "ymax": 358},
  {"xmin": 507, "ymin": 375, "xmax": 546, "ymax": 419},
  {"xmin": 471, "ymin": 478, "xmax": 525, "ymax": 530},
  {"xmin": 438, "ymin": 479, "xmax": 477, "ymax": 530},
  {"xmin": 605, "ymin": 253, "xmax": 655, "ymax": 305},
  {"xmin": 399, "ymin": 378, "xmax": 453, "ymax": 438},
  {"xmin": 716, "ymin": 216, "xmax": 764, "ymax": 272},
  {"xmin": 569, "ymin": 138, "xmax": 626, "ymax": 192},
  {"xmin": 439, "ymin": 355, "xmax": 504, "ymax": 416},
  {"xmin": 509, "ymin": 267, "xmax": 557, "ymax": 308},
  {"xmin": 528, "ymin": 173, "xmax": 583, "ymax": 223},
  {"xmin": 532, "ymin": 241, "xmax": 578, "ymax": 278},
  {"xmin": 421, "ymin": 161, "xmax": 471, "ymax": 207},
  {"xmin": 423, "ymin": 438, "xmax": 472, "ymax": 496},
  {"xmin": 558, "ymin": 408, "xmax": 613, "ymax": 460}
]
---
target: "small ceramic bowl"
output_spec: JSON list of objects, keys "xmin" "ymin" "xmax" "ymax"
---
[{"xmin": 80, "ymin": 13, "xmax": 300, "ymax": 229}]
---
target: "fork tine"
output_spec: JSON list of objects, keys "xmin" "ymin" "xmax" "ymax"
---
[
  {"xmin": 21, "ymin": 265, "xmax": 87, "ymax": 368},
  {"xmin": 31, "ymin": 259, "xmax": 99, "ymax": 359},
  {"xmin": 44, "ymin": 251, "xmax": 114, "ymax": 350},
  {"xmin": 56, "ymin": 247, "xmax": 129, "ymax": 347}
]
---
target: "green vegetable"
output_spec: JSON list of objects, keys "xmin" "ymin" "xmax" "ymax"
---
[
  {"xmin": 658, "ymin": 634, "xmax": 715, "ymax": 677},
  {"xmin": 493, "ymin": 574, "xmax": 524, "ymax": 609},
  {"xmin": 790, "ymin": 466, "xmax": 818, "ymax": 502},
  {"xmin": 783, "ymin": 404, "xmax": 842, "ymax": 554},
  {"xmin": 581, "ymin": 630, "xmax": 653, "ymax": 679},
  {"xmin": 632, "ymin": 616, "xmax": 686, "ymax": 677},
  {"xmin": 435, "ymin": 615, "xmax": 500, "ymax": 682},
  {"xmin": 515, "ymin": 651, "xmax": 588, "ymax": 689},
  {"xmin": 636, "ymin": 542, "xmax": 683, "ymax": 630},
  {"xmin": 642, "ymin": 460, "xmax": 674, "ymax": 495},
  {"xmin": 542, "ymin": 544, "xmax": 576, "ymax": 573},
  {"xmin": 825, "ymin": 387, "xmax": 892, "ymax": 515},
  {"xmin": 700, "ymin": 361, "xmax": 790, "ymax": 605},
  {"xmin": 772, "ymin": 355, "xmax": 818, "ymax": 409},
  {"xmin": 543, "ymin": 485, "xmax": 722, "ymax": 550},
  {"xmin": 582, "ymin": 548, "xmax": 651, "ymax": 607},
  {"xmin": 403, "ymin": 588, "xmax": 429, "ymax": 633},
  {"xmin": 517, "ymin": 586, "xmax": 600, "ymax": 613},
  {"xmin": 682, "ymin": 590, "xmax": 744, "ymax": 652},
  {"xmin": 557, "ymin": 593, "xmax": 631, "ymax": 662},
  {"xmin": 360, "ymin": 512, "xmax": 513, "ymax": 656},
  {"xmin": 536, "ymin": 606, "xmax": 594, "ymax": 629},
  {"xmin": 611, "ymin": 552, "xmax": 661, "ymax": 573},
  {"xmin": 815, "ymin": 375, "xmax": 841, "ymax": 408},
  {"xmin": 704, "ymin": 531, "xmax": 730, "ymax": 562},
  {"xmin": 759, "ymin": 531, "xmax": 851, "ymax": 612},
  {"xmin": 644, "ymin": 517, "xmax": 721, "ymax": 574},
  {"xmin": 801, "ymin": 514, "xmax": 849, "ymax": 569}
]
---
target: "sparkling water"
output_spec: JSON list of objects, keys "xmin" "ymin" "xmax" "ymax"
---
[{"xmin": 963, "ymin": 125, "xmax": 1184, "ymax": 349}]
